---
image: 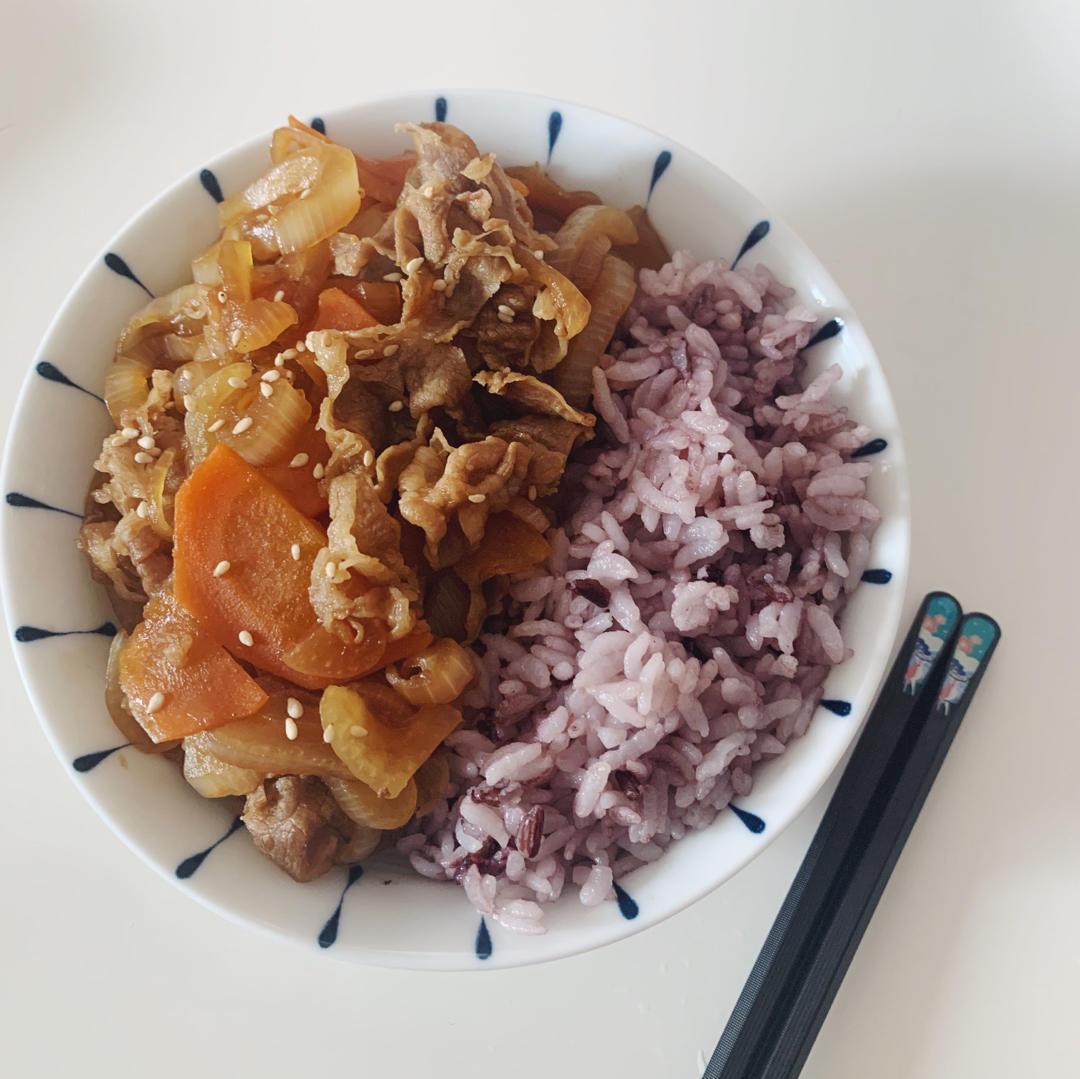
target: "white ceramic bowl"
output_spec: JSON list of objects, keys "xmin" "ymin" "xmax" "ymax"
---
[{"xmin": 0, "ymin": 90, "xmax": 909, "ymax": 969}]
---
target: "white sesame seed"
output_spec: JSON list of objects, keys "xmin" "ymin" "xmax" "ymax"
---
[
  {"xmin": 274, "ymin": 353, "xmax": 285, "ymax": 368},
  {"xmin": 135, "ymin": 500, "xmax": 149, "ymax": 518},
  {"xmin": 261, "ymin": 369, "xmax": 280, "ymax": 383},
  {"xmin": 260, "ymin": 382, "xmax": 273, "ymax": 398},
  {"xmin": 312, "ymin": 463, "xmax": 325, "ymax": 479},
  {"xmin": 286, "ymin": 697, "xmax": 303, "ymax": 720},
  {"xmin": 134, "ymin": 451, "xmax": 154, "ymax": 465},
  {"xmin": 273, "ymin": 290, "xmax": 285, "ymax": 302},
  {"xmin": 422, "ymin": 184, "xmax": 435, "ymax": 198},
  {"xmin": 405, "ymin": 256, "xmax": 424, "ymax": 274},
  {"xmin": 227, "ymin": 376, "xmax": 247, "ymax": 389},
  {"xmin": 362, "ymin": 450, "xmax": 374, "ymax": 468},
  {"xmin": 388, "ymin": 400, "xmax": 404, "ymax": 413},
  {"xmin": 290, "ymin": 543, "xmax": 301, "ymax": 560},
  {"xmin": 323, "ymin": 725, "xmax": 334, "ymax": 743},
  {"xmin": 207, "ymin": 418, "xmax": 225, "ymax": 433},
  {"xmin": 497, "ymin": 304, "xmax": 515, "ymax": 318},
  {"xmin": 300, "ymin": 188, "xmax": 312, "ymax": 199},
  {"xmin": 289, "ymin": 452, "xmax": 309, "ymax": 468},
  {"xmin": 232, "ymin": 416, "xmax": 253, "ymax": 435},
  {"xmin": 382, "ymin": 272, "xmax": 403, "ymax": 283},
  {"xmin": 146, "ymin": 692, "xmax": 165, "ymax": 714},
  {"xmin": 295, "ymin": 340, "xmax": 306, "ymax": 353},
  {"xmin": 349, "ymin": 724, "xmax": 367, "ymax": 738},
  {"xmin": 532, "ymin": 249, "xmax": 545, "ymax": 260},
  {"xmin": 212, "ymin": 560, "xmax": 231, "ymax": 577},
  {"xmin": 137, "ymin": 435, "xmax": 155, "ymax": 450},
  {"xmin": 284, "ymin": 717, "xmax": 299, "ymax": 741},
  {"xmin": 238, "ymin": 630, "xmax": 254, "ymax": 647},
  {"xmin": 354, "ymin": 349, "xmax": 374, "ymax": 360},
  {"xmin": 325, "ymin": 560, "xmax": 337, "ymax": 579},
  {"xmin": 497, "ymin": 311, "xmax": 514, "ymax": 324},
  {"xmin": 230, "ymin": 329, "xmax": 242, "ymax": 347},
  {"xmin": 282, "ymin": 348, "xmax": 298, "ymax": 360},
  {"xmin": 217, "ymin": 290, "xmax": 227, "ymax": 303},
  {"xmin": 383, "ymin": 343, "xmax": 399, "ymax": 357},
  {"xmin": 432, "ymin": 278, "xmax": 447, "ymax": 292},
  {"xmin": 468, "ymin": 492, "xmax": 486, "ymax": 504},
  {"xmin": 120, "ymin": 426, "xmax": 139, "ymax": 440},
  {"xmin": 528, "ymin": 485, "xmax": 537, "ymax": 501}
]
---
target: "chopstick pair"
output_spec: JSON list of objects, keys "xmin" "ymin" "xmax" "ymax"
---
[{"xmin": 705, "ymin": 593, "xmax": 1001, "ymax": 1079}]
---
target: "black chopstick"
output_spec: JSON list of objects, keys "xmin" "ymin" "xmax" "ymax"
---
[{"xmin": 705, "ymin": 596, "xmax": 1001, "ymax": 1079}]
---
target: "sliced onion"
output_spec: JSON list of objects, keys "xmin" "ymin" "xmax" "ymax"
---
[
  {"xmin": 145, "ymin": 448, "xmax": 175, "ymax": 539},
  {"xmin": 273, "ymin": 142, "xmax": 361, "ymax": 255},
  {"xmin": 232, "ymin": 376, "xmax": 311, "ymax": 465},
  {"xmin": 413, "ymin": 751, "xmax": 451, "ymax": 817},
  {"xmin": 206, "ymin": 693, "xmax": 351, "ymax": 779},
  {"xmin": 105, "ymin": 631, "xmax": 175, "ymax": 753},
  {"xmin": 231, "ymin": 298, "xmax": 298, "ymax": 354},
  {"xmin": 105, "ymin": 354, "xmax": 153, "ymax": 424},
  {"xmin": 218, "ymin": 240, "xmax": 253, "ymax": 301},
  {"xmin": 184, "ymin": 361, "xmax": 250, "ymax": 465},
  {"xmin": 548, "ymin": 205, "xmax": 638, "ymax": 284},
  {"xmin": 551, "ymin": 255, "xmax": 637, "ymax": 409},
  {"xmin": 325, "ymin": 775, "xmax": 418, "ymax": 830},
  {"xmin": 117, "ymin": 284, "xmax": 208, "ymax": 356},
  {"xmin": 182, "ymin": 732, "xmax": 262, "ymax": 797},
  {"xmin": 218, "ymin": 155, "xmax": 321, "ymax": 227},
  {"xmin": 385, "ymin": 638, "xmax": 476, "ymax": 705}
]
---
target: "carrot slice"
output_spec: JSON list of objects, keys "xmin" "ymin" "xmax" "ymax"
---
[
  {"xmin": 174, "ymin": 444, "xmax": 384, "ymax": 689},
  {"xmin": 118, "ymin": 592, "xmax": 268, "ymax": 743},
  {"xmin": 313, "ymin": 287, "xmax": 379, "ymax": 331}
]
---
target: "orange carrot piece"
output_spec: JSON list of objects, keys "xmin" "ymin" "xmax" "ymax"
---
[{"xmin": 118, "ymin": 592, "xmax": 268, "ymax": 743}]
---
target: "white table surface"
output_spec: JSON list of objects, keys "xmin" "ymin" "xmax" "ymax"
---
[{"xmin": 2, "ymin": 2, "xmax": 1078, "ymax": 1076}]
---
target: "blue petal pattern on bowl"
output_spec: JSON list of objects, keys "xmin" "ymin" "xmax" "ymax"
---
[
  {"xmin": 5, "ymin": 492, "xmax": 81, "ymax": 518},
  {"xmin": 547, "ymin": 110, "xmax": 562, "ymax": 164},
  {"xmin": 73, "ymin": 743, "xmax": 129, "ymax": 773},
  {"xmin": 15, "ymin": 621, "xmax": 115, "ymax": 643},
  {"xmin": 730, "ymin": 804, "xmax": 766, "ymax": 833},
  {"xmin": 103, "ymin": 252, "xmax": 153, "ymax": 297},
  {"xmin": 821, "ymin": 698, "xmax": 853, "ymax": 717},
  {"xmin": 861, "ymin": 568, "xmax": 893, "ymax": 584},
  {"xmin": 852, "ymin": 437, "xmax": 888, "ymax": 459},
  {"xmin": 35, "ymin": 360, "xmax": 104, "ymax": 402},
  {"xmin": 475, "ymin": 916, "xmax": 493, "ymax": 959},
  {"xmin": 199, "ymin": 168, "xmax": 224, "ymax": 203},
  {"xmin": 731, "ymin": 220, "xmax": 770, "ymax": 268},
  {"xmin": 175, "ymin": 815, "xmax": 244, "ymax": 880},
  {"xmin": 318, "ymin": 864, "xmax": 364, "ymax": 947}
]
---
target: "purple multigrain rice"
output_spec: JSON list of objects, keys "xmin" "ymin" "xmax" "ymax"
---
[{"xmin": 403, "ymin": 250, "xmax": 879, "ymax": 933}]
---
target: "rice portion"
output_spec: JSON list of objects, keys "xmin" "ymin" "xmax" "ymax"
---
[{"xmin": 402, "ymin": 250, "xmax": 879, "ymax": 933}]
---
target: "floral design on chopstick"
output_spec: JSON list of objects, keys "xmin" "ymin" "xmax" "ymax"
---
[
  {"xmin": 936, "ymin": 615, "xmax": 1000, "ymax": 715},
  {"xmin": 903, "ymin": 595, "xmax": 961, "ymax": 695},
  {"xmin": 175, "ymin": 815, "xmax": 245, "ymax": 879}
]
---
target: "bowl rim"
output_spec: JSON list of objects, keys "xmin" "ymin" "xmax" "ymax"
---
[{"xmin": 0, "ymin": 87, "xmax": 910, "ymax": 969}]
